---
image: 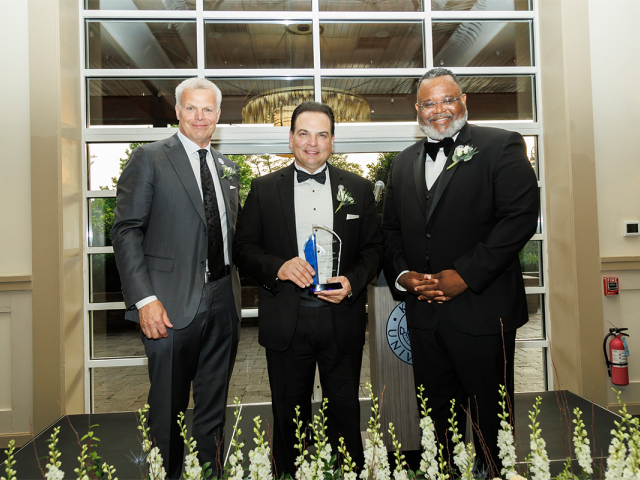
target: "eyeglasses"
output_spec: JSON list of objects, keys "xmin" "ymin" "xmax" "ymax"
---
[{"xmin": 416, "ymin": 95, "xmax": 463, "ymax": 110}]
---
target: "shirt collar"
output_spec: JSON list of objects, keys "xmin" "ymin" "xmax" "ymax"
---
[{"xmin": 177, "ymin": 130, "xmax": 210, "ymax": 157}]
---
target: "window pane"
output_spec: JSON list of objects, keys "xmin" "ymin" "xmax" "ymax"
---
[
  {"xmin": 320, "ymin": 23, "xmax": 424, "ymax": 69},
  {"xmin": 431, "ymin": 0, "xmax": 531, "ymax": 11},
  {"xmin": 213, "ymin": 77, "xmax": 314, "ymax": 125},
  {"xmin": 321, "ymin": 77, "xmax": 418, "ymax": 123},
  {"xmin": 91, "ymin": 310, "xmax": 144, "ymax": 359},
  {"xmin": 520, "ymin": 240, "xmax": 542, "ymax": 286},
  {"xmin": 514, "ymin": 347, "xmax": 546, "ymax": 393},
  {"xmin": 92, "ymin": 366, "xmax": 150, "ymax": 413},
  {"xmin": 88, "ymin": 143, "xmax": 141, "ymax": 191},
  {"xmin": 204, "ymin": 0, "xmax": 311, "ymax": 10},
  {"xmin": 433, "ymin": 21, "xmax": 532, "ymax": 67},
  {"xmin": 89, "ymin": 253, "xmax": 123, "ymax": 303},
  {"xmin": 320, "ymin": 0, "xmax": 422, "ymax": 11},
  {"xmin": 517, "ymin": 293, "xmax": 544, "ymax": 339},
  {"xmin": 86, "ymin": 0, "xmax": 195, "ymax": 10},
  {"xmin": 205, "ymin": 22, "xmax": 313, "ymax": 69},
  {"xmin": 87, "ymin": 21, "xmax": 197, "ymax": 69},
  {"xmin": 461, "ymin": 75, "xmax": 535, "ymax": 121},
  {"xmin": 87, "ymin": 78, "xmax": 183, "ymax": 127},
  {"xmin": 89, "ymin": 198, "xmax": 116, "ymax": 247},
  {"xmin": 523, "ymin": 136, "xmax": 538, "ymax": 179}
]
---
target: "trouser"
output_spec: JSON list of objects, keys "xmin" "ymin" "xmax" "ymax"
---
[
  {"xmin": 143, "ymin": 276, "xmax": 238, "ymax": 479},
  {"xmin": 266, "ymin": 305, "xmax": 364, "ymax": 478}
]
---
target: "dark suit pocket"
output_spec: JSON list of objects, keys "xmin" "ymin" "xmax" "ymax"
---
[{"xmin": 145, "ymin": 255, "xmax": 174, "ymax": 272}]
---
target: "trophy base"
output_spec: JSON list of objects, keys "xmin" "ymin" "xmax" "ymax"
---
[{"xmin": 309, "ymin": 282, "xmax": 342, "ymax": 293}]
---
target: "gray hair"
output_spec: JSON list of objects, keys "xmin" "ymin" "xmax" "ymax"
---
[
  {"xmin": 175, "ymin": 77, "xmax": 222, "ymax": 110},
  {"xmin": 417, "ymin": 68, "xmax": 463, "ymax": 94}
]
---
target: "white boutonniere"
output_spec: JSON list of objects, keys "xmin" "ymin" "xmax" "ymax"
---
[
  {"xmin": 446, "ymin": 144, "xmax": 478, "ymax": 170},
  {"xmin": 221, "ymin": 165, "xmax": 238, "ymax": 180},
  {"xmin": 335, "ymin": 185, "xmax": 355, "ymax": 213}
]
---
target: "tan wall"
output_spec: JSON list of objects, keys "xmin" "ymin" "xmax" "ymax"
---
[
  {"xmin": 588, "ymin": 0, "xmax": 640, "ymax": 409},
  {"xmin": 0, "ymin": 0, "xmax": 35, "ymax": 448},
  {"xmin": 538, "ymin": 0, "xmax": 607, "ymax": 406}
]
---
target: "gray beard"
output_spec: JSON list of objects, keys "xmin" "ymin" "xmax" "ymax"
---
[{"xmin": 418, "ymin": 109, "xmax": 468, "ymax": 140}]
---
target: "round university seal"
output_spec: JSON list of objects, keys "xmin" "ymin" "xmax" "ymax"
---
[{"xmin": 386, "ymin": 302, "xmax": 412, "ymax": 365}]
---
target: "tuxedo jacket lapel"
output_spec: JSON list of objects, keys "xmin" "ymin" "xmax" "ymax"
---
[
  {"xmin": 329, "ymin": 165, "xmax": 346, "ymax": 240},
  {"xmin": 413, "ymin": 142, "xmax": 428, "ymax": 216},
  {"xmin": 165, "ymin": 134, "xmax": 207, "ymax": 226},
  {"xmin": 211, "ymin": 146, "xmax": 234, "ymax": 252},
  {"xmin": 277, "ymin": 164, "xmax": 299, "ymax": 255},
  {"xmin": 427, "ymin": 123, "xmax": 472, "ymax": 224}
]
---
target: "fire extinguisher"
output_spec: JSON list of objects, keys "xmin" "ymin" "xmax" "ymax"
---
[{"xmin": 603, "ymin": 327, "xmax": 630, "ymax": 386}]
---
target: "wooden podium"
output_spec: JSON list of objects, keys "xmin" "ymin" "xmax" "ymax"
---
[{"xmin": 368, "ymin": 280, "xmax": 421, "ymax": 450}]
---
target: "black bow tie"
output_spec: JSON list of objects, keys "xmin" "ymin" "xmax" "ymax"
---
[
  {"xmin": 425, "ymin": 137, "xmax": 454, "ymax": 161},
  {"xmin": 296, "ymin": 168, "xmax": 326, "ymax": 184}
]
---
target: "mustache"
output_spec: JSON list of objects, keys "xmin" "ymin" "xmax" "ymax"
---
[{"xmin": 428, "ymin": 113, "xmax": 453, "ymax": 122}]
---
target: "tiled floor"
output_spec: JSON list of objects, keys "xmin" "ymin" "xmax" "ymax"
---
[{"xmin": 93, "ymin": 308, "xmax": 544, "ymax": 413}]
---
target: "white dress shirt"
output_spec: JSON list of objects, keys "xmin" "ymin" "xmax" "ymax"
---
[
  {"xmin": 135, "ymin": 132, "xmax": 230, "ymax": 309},
  {"xmin": 293, "ymin": 163, "xmax": 334, "ymax": 283},
  {"xmin": 396, "ymin": 132, "xmax": 459, "ymax": 292}
]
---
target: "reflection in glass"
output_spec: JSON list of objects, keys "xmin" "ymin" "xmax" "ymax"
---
[
  {"xmin": 460, "ymin": 75, "xmax": 534, "ymax": 121},
  {"xmin": 514, "ymin": 347, "xmax": 546, "ymax": 393},
  {"xmin": 86, "ymin": 0, "xmax": 195, "ymax": 10},
  {"xmin": 205, "ymin": 22, "xmax": 313, "ymax": 69},
  {"xmin": 89, "ymin": 198, "xmax": 116, "ymax": 247},
  {"xmin": 321, "ymin": 77, "xmax": 419, "ymax": 123},
  {"xmin": 92, "ymin": 366, "xmax": 150, "ymax": 413},
  {"xmin": 320, "ymin": 23, "xmax": 423, "ymax": 68},
  {"xmin": 87, "ymin": 78, "xmax": 184, "ymax": 127},
  {"xmin": 87, "ymin": 21, "xmax": 197, "ymax": 69},
  {"xmin": 91, "ymin": 310, "xmax": 144, "ymax": 359},
  {"xmin": 205, "ymin": 0, "xmax": 311, "ymax": 10},
  {"xmin": 519, "ymin": 240, "xmax": 542, "ymax": 286},
  {"xmin": 212, "ymin": 77, "xmax": 314, "ymax": 125},
  {"xmin": 320, "ymin": 0, "xmax": 421, "ymax": 11},
  {"xmin": 523, "ymin": 136, "xmax": 538, "ymax": 179},
  {"xmin": 90, "ymin": 254, "xmax": 123, "ymax": 303},
  {"xmin": 433, "ymin": 21, "xmax": 532, "ymax": 67},
  {"xmin": 431, "ymin": 0, "xmax": 530, "ymax": 11}
]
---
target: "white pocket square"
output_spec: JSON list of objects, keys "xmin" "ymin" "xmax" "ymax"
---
[
  {"xmin": 346, "ymin": 214, "xmax": 359, "ymax": 220},
  {"xmin": 230, "ymin": 185, "xmax": 236, "ymax": 189}
]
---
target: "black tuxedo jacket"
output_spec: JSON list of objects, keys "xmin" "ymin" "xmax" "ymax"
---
[
  {"xmin": 112, "ymin": 133, "xmax": 242, "ymax": 328},
  {"xmin": 381, "ymin": 123, "xmax": 539, "ymax": 336},
  {"xmin": 233, "ymin": 163, "xmax": 383, "ymax": 353}
]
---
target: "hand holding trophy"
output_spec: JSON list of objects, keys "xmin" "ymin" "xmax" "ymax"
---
[{"xmin": 303, "ymin": 224, "xmax": 342, "ymax": 293}]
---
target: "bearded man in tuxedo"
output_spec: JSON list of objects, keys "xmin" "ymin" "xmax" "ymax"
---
[
  {"xmin": 234, "ymin": 102, "xmax": 383, "ymax": 477},
  {"xmin": 381, "ymin": 68, "xmax": 538, "ymax": 474}
]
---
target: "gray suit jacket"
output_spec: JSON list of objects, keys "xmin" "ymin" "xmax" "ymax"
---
[{"xmin": 112, "ymin": 133, "xmax": 242, "ymax": 328}]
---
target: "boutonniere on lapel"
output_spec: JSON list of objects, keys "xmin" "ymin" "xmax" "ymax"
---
[
  {"xmin": 446, "ymin": 145, "xmax": 479, "ymax": 170},
  {"xmin": 221, "ymin": 165, "xmax": 238, "ymax": 181},
  {"xmin": 335, "ymin": 185, "xmax": 355, "ymax": 213}
]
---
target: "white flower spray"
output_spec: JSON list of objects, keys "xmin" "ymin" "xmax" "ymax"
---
[
  {"xmin": 360, "ymin": 382, "xmax": 390, "ymax": 480},
  {"xmin": 497, "ymin": 384, "xmax": 518, "ymax": 480},
  {"xmin": 605, "ymin": 390, "xmax": 630, "ymax": 480},
  {"xmin": 572, "ymin": 407, "xmax": 593, "ymax": 476},
  {"xmin": 1, "ymin": 440, "xmax": 17, "ymax": 480},
  {"xmin": 294, "ymin": 398, "xmax": 335, "ymax": 480},
  {"xmin": 388, "ymin": 423, "xmax": 410, "ymax": 480},
  {"xmin": 225, "ymin": 399, "xmax": 246, "ymax": 480},
  {"xmin": 416, "ymin": 385, "xmax": 438, "ymax": 479},
  {"xmin": 44, "ymin": 426, "xmax": 65, "ymax": 480},
  {"xmin": 339, "ymin": 436, "xmax": 359, "ymax": 480},
  {"xmin": 527, "ymin": 396, "xmax": 550, "ymax": 480},
  {"xmin": 138, "ymin": 404, "xmax": 166, "ymax": 480},
  {"xmin": 178, "ymin": 411, "xmax": 211, "ymax": 480},
  {"xmin": 448, "ymin": 399, "xmax": 474, "ymax": 480},
  {"xmin": 248, "ymin": 415, "xmax": 272, "ymax": 480}
]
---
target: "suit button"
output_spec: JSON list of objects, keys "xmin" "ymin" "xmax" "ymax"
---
[
  {"xmin": 426, "ymin": 194, "xmax": 431, "ymax": 200},
  {"xmin": 426, "ymin": 233, "xmax": 432, "ymax": 238},
  {"xmin": 294, "ymin": 287, "xmax": 300, "ymax": 292},
  {"xmin": 201, "ymin": 260, "xmax": 206, "ymax": 266}
]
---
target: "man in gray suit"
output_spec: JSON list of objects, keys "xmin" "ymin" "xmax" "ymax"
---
[{"xmin": 112, "ymin": 77, "xmax": 241, "ymax": 479}]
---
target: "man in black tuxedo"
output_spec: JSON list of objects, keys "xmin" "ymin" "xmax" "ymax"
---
[
  {"xmin": 381, "ymin": 68, "xmax": 538, "ymax": 473},
  {"xmin": 234, "ymin": 102, "xmax": 383, "ymax": 477},
  {"xmin": 112, "ymin": 78, "xmax": 242, "ymax": 478}
]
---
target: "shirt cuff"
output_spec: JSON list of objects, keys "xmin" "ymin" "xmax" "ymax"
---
[
  {"xmin": 395, "ymin": 271, "xmax": 410, "ymax": 291},
  {"xmin": 136, "ymin": 295, "xmax": 158, "ymax": 310}
]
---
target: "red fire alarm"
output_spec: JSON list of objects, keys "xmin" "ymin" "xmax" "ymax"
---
[{"xmin": 604, "ymin": 277, "xmax": 619, "ymax": 296}]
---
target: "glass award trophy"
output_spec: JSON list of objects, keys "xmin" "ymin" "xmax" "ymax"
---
[{"xmin": 303, "ymin": 224, "xmax": 342, "ymax": 293}]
